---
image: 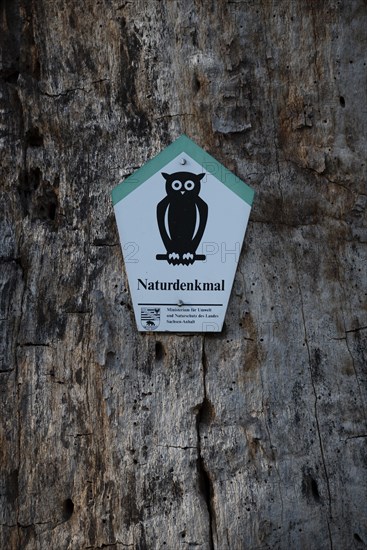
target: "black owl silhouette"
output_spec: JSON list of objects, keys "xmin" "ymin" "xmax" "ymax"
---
[{"xmin": 156, "ymin": 171, "xmax": 208, "ymax": 265}]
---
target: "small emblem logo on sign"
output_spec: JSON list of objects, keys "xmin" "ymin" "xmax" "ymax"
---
[{"xmin": 141, "ymin": 307, "xmax": 161, "ymax": 330}]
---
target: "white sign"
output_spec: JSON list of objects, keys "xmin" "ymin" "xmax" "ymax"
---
[{"xmin": 112, "ymin": 135, "xmax": 254, "ymax": 332}]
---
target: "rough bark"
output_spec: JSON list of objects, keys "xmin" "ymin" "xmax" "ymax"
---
[{"xmin": 1, "ymin": 1, "xmax": 366, "ymax": 549}]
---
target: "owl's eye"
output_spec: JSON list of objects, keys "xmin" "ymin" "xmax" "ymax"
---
[
  {"xmin": 184, "ymin": 180, "xmax": 195, "ymax": 191},
  {"xmin": 171, "ymin": 180, "xmax": 182, "ymax": 190}
]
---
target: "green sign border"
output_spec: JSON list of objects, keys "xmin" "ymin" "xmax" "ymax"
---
[{"xmin": 111, "ymin": 135, "xmax": 255, "ymax": 207}]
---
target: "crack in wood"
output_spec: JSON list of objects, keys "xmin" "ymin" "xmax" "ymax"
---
[
  {"xmin": 156, "ymin": 444, "xmax": 197, "ymax": 450},
  {"xmin": 296, "ymin": 269, "xmax": 333, "ymax": 527},
  {"xmin": 195, "ymin": 339, "xmax": 216, "ymax": 550},
  {"xmin": 40, "ymin": 79, "xmax": 109, "ymax": 98},
  {"xmin": 1, "ymin": 521, "xmax": 51, "ymax": 528},
  {"xmin": 345, "ymin": 325, "xmax": 367, "ymax": 334},
  {"xmin": 154, "ymin": 113, "xmax": 195, "ymax": 121},
  {"xmin": 14, "ymin": 243, "xmax": 27, "ymax": 547},
  {"xmin": 84, "ymin": 543, "xmax": 134, "ymax": 549},
  {"xmin": 261, "ymin": 3, "xmax": 284, "ymax": 219},
  {"xmin": 17, "ymin": 342, "xmax": 50, "ymax": 347},
  {"xmin": 333, "ymin": 263, "xmax": 367, "ymax": 422}
]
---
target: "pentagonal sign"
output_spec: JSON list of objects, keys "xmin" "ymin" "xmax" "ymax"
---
[{"xmin": 112, "ymin": 135, "xmax": 254, "ymax": 332}]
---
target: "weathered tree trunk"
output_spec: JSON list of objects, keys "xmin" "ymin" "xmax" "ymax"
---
[{"xmin": 1, "ymin": 1, "xmax": 366, "ymax": 548}]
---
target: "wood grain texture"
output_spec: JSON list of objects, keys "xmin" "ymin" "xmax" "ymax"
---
[{"xmin": 0, "ymin": 1, "xmax": 366, "ymax": 548}]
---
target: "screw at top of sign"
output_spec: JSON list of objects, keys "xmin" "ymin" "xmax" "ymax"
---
[
  {"xmin": 180, "ymin": 158, "xmax": 186, "ymax": 165},
  {"xmin": 177, "ymin": 300, "xmax": 184, "ymax": 307}
]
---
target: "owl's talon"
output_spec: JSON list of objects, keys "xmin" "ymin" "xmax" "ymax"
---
[
  {"xmin": 167, "ymin": 252, "xmax": 180, "ymax": 265},
  {"xmin": 181, "ymin": 252, "xmax": 194, "ymax": 265}
]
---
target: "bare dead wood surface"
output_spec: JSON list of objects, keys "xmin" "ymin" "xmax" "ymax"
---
[{"xmin": 0, "ymin": 1, "xmax": 366, "ymax": 549}]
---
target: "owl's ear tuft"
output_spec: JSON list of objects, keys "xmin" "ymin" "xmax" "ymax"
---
[
  {"xmin": 198, "ymin": 173, "xmax": 206, "ymax": 181},
  {"xmin": 161, "ymin": 172, "xmax": 170, "ymax": 180}
]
